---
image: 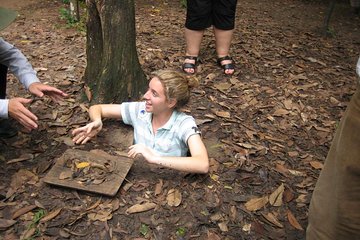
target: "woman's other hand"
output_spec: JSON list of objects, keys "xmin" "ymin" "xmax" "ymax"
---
[
  {"xmin": 72, "ymin": 120, "xmax": 103, "ymax": 144},
  {"xmin": 128, "ymin": 144, "xmax": 157, "ymax": 162}
]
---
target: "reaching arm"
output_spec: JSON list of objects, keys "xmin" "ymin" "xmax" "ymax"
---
[
  {"xmin": 72, "ymin": 104, "xmax": 122, "ymax": 144},
  {"xmin": 128, "ymin": 134, "xmax": 209, "ymax": 174},
  {"xmin": 0, "ymin": 38, "xmax": 39, "ymax": 89}
]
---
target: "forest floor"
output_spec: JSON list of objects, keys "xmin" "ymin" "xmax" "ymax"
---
[{"xmin": 0, "ymin": 0, "xmax": 359, "ymax": 239}]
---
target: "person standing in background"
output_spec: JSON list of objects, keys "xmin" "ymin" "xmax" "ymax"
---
[
  {"xmin": 182, "ymin": 0, "xmax": 237, "ymax": 75},
  {"xmin": 306, "ymin": 56, "xmax": 360, "ymax": 239}
]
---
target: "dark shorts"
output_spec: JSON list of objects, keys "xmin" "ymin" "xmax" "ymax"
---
[{"xmin": 185, "ymin": 0, "xmax": 238, "ymax": 31}]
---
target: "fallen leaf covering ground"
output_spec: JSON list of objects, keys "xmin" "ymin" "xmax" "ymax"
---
[{"xmin": 0, "ymin": 0, "xmax": 359, "ymax": 239}]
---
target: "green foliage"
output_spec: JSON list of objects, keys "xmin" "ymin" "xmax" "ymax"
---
[
  {"xmin": 62, "ymin": 0, "xmax": 70, "ymax": 4},
  {"xmin": 140, "ymin": 223, "xmax": 149, "ymax": 236},
  {"xmin": 58, "ymin": 3, "xmax": 86, "ymax": 32},
  {"xmin": 325, "ymin": 27, "xmax": 336, "ymax": 37},
  {"xmin": 30, "ymin": 209, "xmax": 46, "ymax": 228},
  {"xmin": 59, "ymin": 7, "xmax": 77, "ymax": 25},
  {"xmin": 180, "ymin": 0, "xmax": 187, "ymax": 8},
  {"xmin": 176, "ymin": 227, "xmax": 186, "ymax": 237},
  {"xmin": 23, "ymin": 209, "xmax": 46, "ymax": 240}
]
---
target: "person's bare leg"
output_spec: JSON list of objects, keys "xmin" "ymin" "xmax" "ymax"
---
[
  {"xmin": 214, "ymin": 27, "xmax": 234, "ymax": 75},
  {"xmin": 184, "ymin": 27, "xmax": 204, "ymax": 74}
]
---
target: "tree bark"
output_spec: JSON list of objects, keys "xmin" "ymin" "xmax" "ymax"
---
[
  {"xmin": 70, "ymin": 0, "xmax": 80, "ymax": 22},
  {"xmin": 84, "ymin": 0, "xmax": 147, "ymax": 104}
]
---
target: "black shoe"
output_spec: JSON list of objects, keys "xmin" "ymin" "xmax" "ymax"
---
[{"xmin": 0, "ymin": 120, "xmax": 18, "ymax": 138}]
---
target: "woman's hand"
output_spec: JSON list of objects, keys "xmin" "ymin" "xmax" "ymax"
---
[
  {"xmin": 72, "ymin": 120, "xmax": 103, "ymax": 144},
  {"xmin": 128, "ymin": 144, "xmax": 158, "ymax": 163}
]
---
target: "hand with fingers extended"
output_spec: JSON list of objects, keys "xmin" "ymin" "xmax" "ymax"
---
[
  {"xmin": 28, "ymin": 82, "xmax": 68, "ymax": 102},
  {"xmin": 128, "ymin": 144, "xmax": 158, "ymax": 163},
  {"xmin": 8, "ymin": 97, "xmax": 38, "ymax": 131},
  {"xmin": 72, "ymin": 120, "xmax": 103, "ymax": 144}
]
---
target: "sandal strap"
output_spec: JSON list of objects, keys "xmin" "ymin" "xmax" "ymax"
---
[
  {"xmin": 222, "ymin": 63, "xmax": 235, "ymax": 70},
  {"xmin": 217, "ymin": 55, "xmax": 233, "ymax": 64},
  {"xmin": 185, "ymin": 56, "xmax": 198, "ymax": 61},
  {"xmin": 183, "ymin": 62, "xmax": 196, "ymax": 69}
]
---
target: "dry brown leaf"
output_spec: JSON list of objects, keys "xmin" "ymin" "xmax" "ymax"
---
[
  {"xmin": 59, "ymin": 171, "xmax": 72, "ymax": 180},
  {"xmin": 56, "ymin": 127, "xmax": 67, "ymax": 135},
  {"xmin": 314, "ymin": 126, "xmax": 331, "ymax": 132},
  {"xmin": 86, "ymin": 198, "xmax": 102, "ymax": 211},
  {"xmin": 125, "ymin": 202, "xmax": 156, "ymax": 214},
  {"xmin": 40, "ymin": 208, "xmax": 62, "ymax": 223},
  {"xmin": 154, "ymin": 179, "xmax": 163, "ymax": 196},
  {"xmin": 269, "ymin": 183, "xmax": 284, "ymax": 207},
  {"xmin": 166, "ymin": 188, "xmax": 182, "ymax": 207},
  {"xmin": 10, "ymin": 169, "xmax": 38, "ymax": 191},
  {"xmin": 229, "ymin": 205, "xmax": 237, "ymax": 221},
  {"xmin": 273, "ymin": 109, "xmax": 289, "ymax": 116},
  {"xmin": 330, "ymin": 96, "xmax": 340, "ymax": 105},
  {"xmin": 287, "ymin": 210, "xmax": 304, "ymax": 230},
  {"xmin": 284, "ymin": 188, "xmax": 295, "ymax": 203},
  {"xmin": 296, "ymin": 82, "xmax": 318, "ymax": 90},
  {"xmin": 62, "ymin": 137, "xmax": 75, "ymax": 146},
  {"xmin": 218, "ymin": 222, "xmax": 229, "ymax": 232},
  {"xmin": 84, "ymin": 85, "xmax": 92, "ymax": 102},
  {"xmin": 207, "ymin": 231, "xmax": 222, "ymax": 240},
  {"xmin": 195, "ymin": 118, "xmax": 213, "ymax": 125},
  {"xmin": 205, "ymin": 73, "xmax": 217, "ymax": 81},
  {"xmin": 204, "ymin": 114, "xmax": 216, "ymax": 119},
  {"xmin": 242, "ymin": 223, "xmax": 252, "ymax": 233},
  {"xmin": 261, "ymin": 212, "xmax": 283, "ymax": 228},
  {"xmin": 236, "ymin": 142, "xmax": 254, "ymax": 149},
  {"xmin": 12, "ymin": 205, "xmax": 37, "ymax": 219},
  {"xmin": 309, "ymin": 161, "xmax": 324, "ymax": 169},
  {"xmin": 110, "ymin": 198, "xmax": 120, "ymax": 212},
  {"xmin": 0, "ymin": 219, "xmax": 17, "ymax": 230},
  {"xmin": 210, "ymin": 212, "xmax": 223, "ymax": 221},
  {"xmin": 59, "ymin": 229, "xmax": 71, "ymax": 238},
  {"xmin": 307, "ymin": 57, "xmax": 326, "ymax": 66},
  {"xmin": 244, "ymin": 196, "xmax": 268, "ymax": 211},
  {"xmin": 87, "ymin": 210, "xmax": 112, "ymax": 221},
  {"xmin": 283, "ymin": 99, "xmax": 293, "ymax": 110},
  {"xmin": 245, "ymin": 130, "xmax": 257, "ymax": 139},
  {"xmin": 6, "ymin": 153, "xmax": 34, "ymax": 164},
  {"xmin": 20, "ymin": 227, "xmax": 36, "ymax": 240},
  {"xmin": 275, "ymin": 164, "xmax": 289, "ymax": 175},
  {"xmin": 288, "ymin": 151, "xmax": 299, "ymax": 157},
  {"xmin": 34, "ymin": 200, "xmax": 45, "ymax": 209},
  {"xmin": 288, "ymin": 169, "xmax": 305, "ymax": 176},
  {"xmin": 214, "ymin": 111, "xmax": 231, "ymax": 118},
  {"xmin": 214, "ymin": 82, "xmax": 232, "ymax": 92},
  {"xmin": 296, "ymin": 194, "xmax": 307, "ymax": 204}
]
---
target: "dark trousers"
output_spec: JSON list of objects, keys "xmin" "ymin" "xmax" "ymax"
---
[{"xmin": 0, "ymin": 64, "xmax": 7, "ymax": 99}]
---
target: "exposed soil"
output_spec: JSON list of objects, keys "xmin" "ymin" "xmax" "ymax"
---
[{"xmin": 0, "ymin": 0, "xmax": 359, "ymax": 239}]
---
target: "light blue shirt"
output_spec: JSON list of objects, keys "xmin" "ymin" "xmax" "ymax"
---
[
  {"xmin": 0, "ymin": 37, "xmax": 40, "ymax": 118},
  {"xmin": 121, "ymin": 101, "xmax": 201, "ymax": 157},
  {"xmin": 357, "ymin": 56, "xmax": 360, "ymax": 80}
]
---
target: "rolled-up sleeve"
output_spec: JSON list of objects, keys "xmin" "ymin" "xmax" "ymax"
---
[
  {"xmin": 0, "ymin": 99, "xmax": 9, "ymax": 118},
  {"xmin": 357, "ymin": 56, "xmax": 360, "ymax": 79},
  {"xmin": 0, "ymin": 37, "xmax": 40, "ymax": 89}
]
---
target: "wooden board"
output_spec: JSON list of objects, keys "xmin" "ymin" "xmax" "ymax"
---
[{"xmin": 43, "ymin": 149, "xmax": 133, "ymax": 196}]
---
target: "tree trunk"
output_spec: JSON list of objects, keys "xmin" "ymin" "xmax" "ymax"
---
[
  {"xmin": 323, "ymin": 0, "xmax": 336, "ymax": 33},
  {"xmin": 84, "ymin": 0, "xmax": 147, "ymax": 104},
  {"xmin": 69, "ymin": 0, "xmax": 80, "ymax": 22}
]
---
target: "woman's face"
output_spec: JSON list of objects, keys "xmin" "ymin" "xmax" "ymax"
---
[{"xmin": 143, "ymin": 77, "xmax": 174, "ymax": 114}]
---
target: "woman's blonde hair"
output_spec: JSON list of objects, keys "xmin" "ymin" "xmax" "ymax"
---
[{"xmin": 151, "ymin": 69, "xmax": 199, "ymax": 109}]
